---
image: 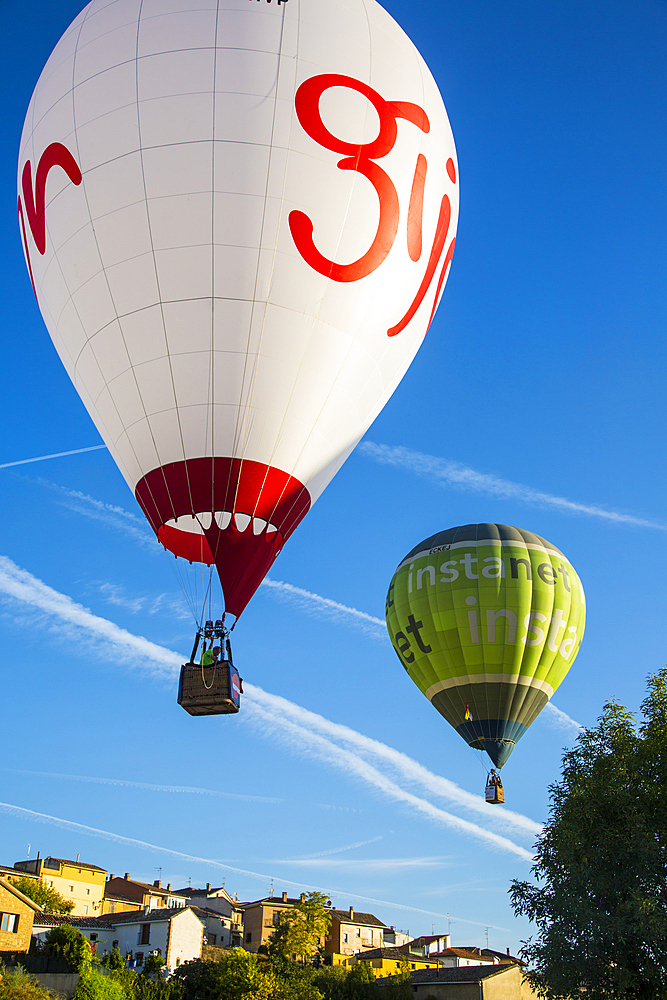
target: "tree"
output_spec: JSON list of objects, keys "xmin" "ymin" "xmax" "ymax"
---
[
  {"xmin": 7, "ymin": 877, "xmax": 74, "ymax": 915},
  {"xmin": 510, "ymin": 668, "xmax": 667, "ymax": 1000},
  {"xmin": 0, "ymin": 967, "xmax": 60, "ymax": 1000},
  {"xmin": 42, "ymin": 925, "xmax": 92, "ymax": 972},
  {"xmin": 101, "ymin": 948, "xmax": 125, "ymax": 972},
  {"xmin": 141, "ymin": 955, "xmax": 165, "ymax": 982},
  {"xmin": 268, "ymin": 893, "xmax": 331, "ymax": 964}
]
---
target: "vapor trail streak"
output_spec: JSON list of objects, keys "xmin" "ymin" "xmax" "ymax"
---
[
  {"xmin": 0, "ymin": 801, "xmax": 506, "ymax": 928},
  {"xmin": 244, "ymin": 701, "xmax": 534, "ymax": 860},
  {"xmin": 0, "ymin": 445, "xmax": 106, "ymax": 469},
  {"xmin": 361, "ymin": 442, "xmax": 667, "ymax": 531},
  {"xmin": 0, "ymin": 555, "xmax": 539, "ymax": 848},
  {"xmin": 0, "ymin": 768, "xmax": 281, "ymax": 804},
  {"xmin": 261, "ymin": 578, "xmax": 387, "ymax": 640}
]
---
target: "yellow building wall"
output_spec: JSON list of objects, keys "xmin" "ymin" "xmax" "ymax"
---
[
  {"xmin": 0, "ymin": 883, "xmax": 35, "ymax": 953},
  {"xmin": 41, "ymin": 862, "xmax": 106, "ymax": 917},
  {"xmin": 355, "ymin": 955, "xmax": 441, "ymax": 977},
  {"xmin": 101, "ymin": 899, "xmax": 143, "ymax": 915}
]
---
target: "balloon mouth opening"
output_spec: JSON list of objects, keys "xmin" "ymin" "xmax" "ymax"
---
[
  {"xmin": 469, "ymin": 739, "xmax": 516, "ymax": 769},
  {"xmin": 158, "ymin": 512, "xmax": 283, "ymax": 565}
]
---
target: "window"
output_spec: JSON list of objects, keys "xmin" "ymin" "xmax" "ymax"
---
[
  {"xmin": 47, "ymin": 881, "xmax": 54, "ymax": 887},
  {"xmin": 175, "ymin": 958, "xmax": 180, "ymax": 967},
  {"xmin": 69, "ymin": 886, "xmax": 74, "ymax": 893},
  {"xmin": 343, "ymin": 934, "xmax": 348, "ymax": 943},
  {"xmin": 112, "ymin": 941, "xmax": 119, "ymax": 949},
  {"xmin": 356, "ymin": 928, "xmax": 361, "ymax": 937},
  {"xmin": 109, "ymin": 903, "xmax": 117, "ymax": 914},
  {"xmin": 395, "ymin": 963, "xmax": 400, "ymax": 969},
  {"xmin": 0, "ymin": 914, "xmax": 19, "ymax": 933},
  {"xmin": 86, "ymin": 889, "xmax": 90, "ymax": 895},
  {"xmin": 272, "ymin": 912, "xmax": 281, "ymax": 926},
  {"xmin": 136, "ymin": 953, "xmax": 144, "ymax": 966},
  {"xmin": 140, "ymin": 925, "xmax": 150, "ymax": 945},
  {"xmin": 245, "ymin": 932, "xmax": 252, "ymax": 943},
  {"xmin": 208, "ymin": 934, "xmax": 216, "ymax": 945},
  {"xmin": 90, "ymin": 934, "xmax": 98, "ymax": 942},
  {"xmin": 82, "ymin": 906, "xmax": 88, "ymax": 915}
]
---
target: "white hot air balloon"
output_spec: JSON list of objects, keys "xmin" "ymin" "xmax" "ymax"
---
[{"xmin": 18, "ymin": 0, "xmax": 459, "ymax": 624}]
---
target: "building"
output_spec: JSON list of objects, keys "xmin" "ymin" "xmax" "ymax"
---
[
  {"xmin": 102, "ymin": 875, "xmax": 189, "ymax": 914},
  {"xmin": 326, "ymin": 906, "xmax": 389, "ymax": 958},
  {"xmin": 384, "ymin": 964, "xmax": 537, "ymax": 999},
  {"xmin": 400, "ymin": 934, "xmax": 451, "ymax": 957},
  {"xmin": 353, "ymin": 947, "xmax": 442, "ymax": 977},
  {"xmin": 13, "ymin": 857, "xmax": 107, "ymax": 917},
  {"xmin": 239, "ymin": 891, "xmax": 309, "ymax": 953},
  {"xmin": 175, "ymin": 884, "xmax": 243, "ymax": 945},
  {"xmin": 432, "ymin": 947, "xmax": 498, "ymax": 968},
  {"xmin": 382, "ymin": 926, "xmax": 412, "ymax": 948},
  {"xmin": 34, "ymin": 906, "xmax": 206, "ymax": 972},
  {"xmin": 0, "ymin": 876, "xmax": 42, "ymax": 953}
]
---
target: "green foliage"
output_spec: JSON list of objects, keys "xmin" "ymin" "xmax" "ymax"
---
[
  {"xmin": 0, "ymin": 966, "xmax": 59, "ymax": 1000},
  {"xmin": 101, "ymin": 950, "xmax": 125, "ymax": 973},
  {"xmin": 72, "ymin": 971, "xmax": 125, "ymax": 1000},
  {"xmin": 141, "ymin": 955, "xmax": 165, "ymax": 981},
  {"xmin": 7, "ymin": 877, "xmax": 74, "ymax": 915},
  {"xmin": 268, "ymin": 894, "xmax": 332, "ymax": 964},
  {"xmin": 510, "ymin": 668, "xmax": 667, "ymax": 1000},
  {"xmin": 42, "ymin": 925, "xmax": 92, "ymax": 973}
]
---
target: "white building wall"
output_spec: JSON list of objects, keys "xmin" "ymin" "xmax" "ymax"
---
[{"xmin": 167, "ymin": 910, "xmax": 204, "ymax": 970}]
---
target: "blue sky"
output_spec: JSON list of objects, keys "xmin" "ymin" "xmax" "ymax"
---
[{"xmin": 1, "ymin": 0, "xmax": 666, "ymax": 955}]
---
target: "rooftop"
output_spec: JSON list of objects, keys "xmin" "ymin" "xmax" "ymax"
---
[
  {"xmin": 357, "ymin": 948, "xmax": 441, "ymax": 963},
  {"xmin": 96, "ymin": 906, "xmax": 195, "ymax": 925},
  {"xmin": 379, "ymin": 965, "xmax": 511, "ymax": 985},
  {"xmin": 19, "ymin": 858, "xmax": 107, "ymax": 873},
  {"xmin": 330, "ymin": 909, "xmax": 388, "ymax": 929}
]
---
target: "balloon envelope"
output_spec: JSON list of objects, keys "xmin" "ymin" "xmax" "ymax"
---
[
  {"xmin": 19, "ymin": 0, "xmax": 458, "ymax": 618},
  {"xmin": 385, "ymin": 524, "xmax": 586, "ymax": 767}
]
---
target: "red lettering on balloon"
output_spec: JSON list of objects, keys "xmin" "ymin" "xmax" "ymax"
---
[
  {"xmin": 18, "ymin": 142, "xmax": 82, "ymax": 296},
  {"xmin": 387, "ymin": 193, "xmax": 452, "ymax": 338},
  {"xmin": 289, "ymin": 74, "xmax": 429, "ymax": 282},
  {"xmin": 407, "ymin": 153, "xmax": 427, "ymax": 262}
]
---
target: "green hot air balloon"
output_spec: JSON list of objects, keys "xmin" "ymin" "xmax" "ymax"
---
[{"xmin": 386, "ymin": 524, "xmax": 585, "ymax": 770}]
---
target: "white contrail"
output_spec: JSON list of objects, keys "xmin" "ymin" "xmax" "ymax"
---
[
  {"xmin": 244, "ymin": 700, "xmax": 533, "ymax": 861},
  {"xmin": 0, "ymin": 556, "xmax": 538, "ymax": 849},
  {"xmin": 261, "ymin": 578, "xmax": 387, "ymax": 641},
  {"xmin": 299, "ymin": 836, "xmax": 383, "ymax": 859},
  {"xmin": 0, "ymin": 445, "xmax": 107, "ymax": 469},
  {"xmin": 0, "ymin": 768, "xmax": 282, "ymax": 805},
  {"xmin": 272, "ymin": 857, "xmax": 450, "ymax": 872},
  {"xmin": 0, "ymin": 555, "xmax": 180, "ymax": 677},
  {"xmin": 246, "ymin": 685, "xmax": 542, "ymax": 838},
  {"xmin": 0, "ymin": 801, "xmax": 506, "ymax": 928},
  {"xmin": 39, "ymin": 482, "xmax": 156, "ymax": 549},
  {"xmin": 361, "ymin": 442, "xmax": 667, "ymax": 531}
]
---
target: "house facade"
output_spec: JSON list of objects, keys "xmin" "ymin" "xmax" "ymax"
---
[
  {"xmin": 176, "ymin": 884, "xmax": 243, "ymax": 946},
  {"xmin": 13, "ymin": 857, "xmax": 106, "ymax": 917},
  {"xmin": 353, "ymin": 947, "xmax": 442, "ymax": 977},
  {"xmin": 102, "ymin": 876, "xmax": 188, "ymax": 914},
  {"xmin": 392, "ymin": 964, "xmax": 537, "ymax": 999},
  {"xmin": 326, "ymin": 907, "xmax": 388, "ymax": 958},
  {"xmin": 239, "ymin": 892, "xmax": 306, "ymax": 953},
  {"xmin": 0, "ymin": 877, "xmax": 41, "ymax": 953}
]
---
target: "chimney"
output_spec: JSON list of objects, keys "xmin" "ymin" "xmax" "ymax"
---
[
  {"xmin": 349, "ymin": 906, "xmax": 354, "ymax": 919},
  {"xmin": 76, "ymin": 854, "xmax": 80, "ymax": 863},
  {"xmin": 153, "ymin": 880, "xmax": 161, "ymax": 889},
  {"xmin": 167, "ymin": 885, "xmax": 171, "ymax": 892},
  {"xmin": 108, "ymin": 875, "xmax": 114, "ymax": 882},
  {"xmin": 282, "ymin": 892, "xmax": 287, "ymax": 902},
  {"xmin": 507, "ymin": 948, "xmax": 511, "ymax": 956},
  {"xmin": 207, "ymin": 883, "xmax": 211, "ymax": 892},
  {"xmin": 300, "ymin": 893, "xmax": 305, "ymax": 903},
  {"xmin": 124, "ymin": 874, "xmax": 130, "ymax": 881}
]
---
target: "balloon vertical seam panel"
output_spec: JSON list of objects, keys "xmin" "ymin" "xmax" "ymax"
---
[{"xmin": 20, "ymin": 0, "xmax": 458, "ymax": 618}]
